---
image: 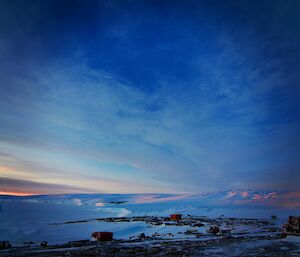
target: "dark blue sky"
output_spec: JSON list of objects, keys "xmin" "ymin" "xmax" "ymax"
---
[{"xmin": 0, "ymin": 0, "xmax": 299, "ymax": 194}]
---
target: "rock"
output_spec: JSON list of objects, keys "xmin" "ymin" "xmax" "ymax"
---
[
  {"xmin": 217, "ymin": 229, "xmax": 231, "ymax": 236},
  {"xmin": 193, "ymin": 222, "xmax": 205, "ymax": 227},
  {"xmin": 166, "ymin": 233, "xmax": 174, "ymax": 237},
  {"xmin": 41, "ymin": 241, "xmax": 48, "ymax": 247},
  {"xmin": 0, "ymin": 241, "xmax": 11, "ymax": 249},
  {"xmin": 138, "ymin": 233, "xmax": 146, "ymax": 239},
  {"xmin": 206, "ymin": 225, "xmax": 220, "ymax": 235},
  {"xmin": 152, "ymin": 220, "xmax": 163, "ymax": 225},
  {"xmin": 185, "ymin": 229, "xmax": 202, "ymax": 236}
]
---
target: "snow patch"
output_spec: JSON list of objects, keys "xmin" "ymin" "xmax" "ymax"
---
[
  {"xmin": 95, "ymin": 207, "xmax": 131, "ymax": 217},
  {"xmin": 95, "ymin": 202, "xmax": 105, "ymax": 207},
  {"xmin": 72, "ymin": 199, "xmax": 83, "ymax": 206}
]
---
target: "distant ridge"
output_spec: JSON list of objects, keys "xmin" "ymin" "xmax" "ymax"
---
[{"xmin": 0, "ymin": 190, "xmax": 299, "ymax": 208}]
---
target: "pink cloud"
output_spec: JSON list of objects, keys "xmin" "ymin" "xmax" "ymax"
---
[
  {"xmin": 241, "ymin": 191, "xmax": 249, "ymax": 198},
  {"xmin": 225, "ymin": 191, "xmax": 237, "ymax": 199},
  {"xmin": 252, "ymin": 194, "xmax": 263, "ymax": 200}
]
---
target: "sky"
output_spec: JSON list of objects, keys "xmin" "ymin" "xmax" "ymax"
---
[{"xmin": 0, "ymin": 0, "xmax": 299, "ymax": 195}]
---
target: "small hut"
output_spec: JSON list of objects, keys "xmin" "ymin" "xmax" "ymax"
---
[
  {"xmin": 170, "ymin": 214, "xmax": 182, "ymax": 221},
  {"xmin": 91, "ymin": 232, "xmax": 113, "ymax": 241}
]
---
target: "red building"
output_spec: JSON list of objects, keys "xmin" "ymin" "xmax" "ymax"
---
[
  {"xmin": 170, "ymin": 214, "xmax": 182, "ymax": 221},
  {"xmin": 91, "ymin": 232, "xmax": 113, "ymax": 241}
]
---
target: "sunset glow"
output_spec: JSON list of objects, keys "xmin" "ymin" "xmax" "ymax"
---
[{"xmin": 0, "ymin": 191, "xmax": 34, "ymax": 196}]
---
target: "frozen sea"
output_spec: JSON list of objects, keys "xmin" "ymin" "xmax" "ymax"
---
[{"xmin": 0, "ymin": 192, "xmax": 299, "ymax": 245}]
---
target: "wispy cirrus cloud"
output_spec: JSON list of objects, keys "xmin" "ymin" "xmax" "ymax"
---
[
  {"xmin": 0, "ymin": 58, "xmax": 298, "ymax": 193},
  {"xmin": 0, "ymin": 177, "xmax": 94, "ymax": 195},
  {"xmin": 0, "ymin": 0, "xmax": 299, "ymax": 194}
]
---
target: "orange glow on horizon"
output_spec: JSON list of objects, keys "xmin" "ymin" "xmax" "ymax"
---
[{"xmin": 0, "ymin": 191, "xmax": 36, "ymax": 196}]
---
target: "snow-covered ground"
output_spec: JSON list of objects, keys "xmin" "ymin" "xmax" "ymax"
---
[{"xmin": 0, "ymin": 192, "xmax": 299, "ymax": 245}]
